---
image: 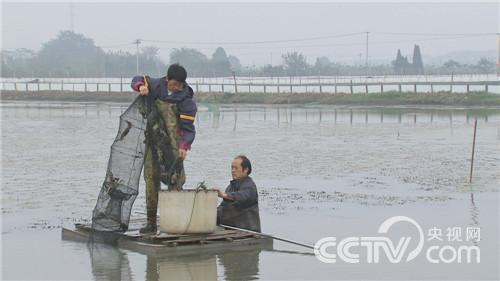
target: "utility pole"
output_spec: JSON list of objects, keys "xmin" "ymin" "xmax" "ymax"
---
[
  {"xmin": 69, "ymin": 2, "xmax": 74, "ymax": 32},
  {"xmin": 365, "ymin": 32, "xmax": 370, "ymax": 76},
  {"xmin": 497, "ymin": 33, "xmax": 500, "ymax": 77},
  {"xmin": 134, "ymin": 39, "xmax": 141, "ymax": 74}
]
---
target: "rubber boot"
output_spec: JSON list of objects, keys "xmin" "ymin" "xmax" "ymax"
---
[{"xmin": 140, "ymin": 209, "xmax": 157, "ymax": 234}]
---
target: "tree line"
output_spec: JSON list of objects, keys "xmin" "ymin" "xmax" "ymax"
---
[{"xmin": 1, "ymin": 30, "xmax": 496, "ymax": 78}]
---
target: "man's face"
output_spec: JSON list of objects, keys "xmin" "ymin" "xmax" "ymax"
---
[
  {"xmin": 231, "ymin": 158, "xmax": 247, "ymax": 180},
  {"xmin": 167, "ymin": 79, "xmax": 183, "ymax": 93}
]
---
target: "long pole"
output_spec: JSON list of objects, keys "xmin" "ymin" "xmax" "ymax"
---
[
  {"xmin": 134, "ymin": 39, "xmax": 141, "ymax": 74},
  {"xmin": 232, "ymin": 71, "xmax": 238, "ymax": 93},
  {"xmin": 469, "ymin": 117, "xmax": 477, "ymax": 183},
  {"xmin": 365, "ymin": 32, "xmax": 370, "ymax": 76},
  {"xmin": 220, "ymin": 224, "xmax": 315, "ymax": 250}
]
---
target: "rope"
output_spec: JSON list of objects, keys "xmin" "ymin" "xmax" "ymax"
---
[{"xmin": 179, "ymin": 181, "xmax": 208, "ymax": 234}]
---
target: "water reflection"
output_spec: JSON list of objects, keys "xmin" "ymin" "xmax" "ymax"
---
[
  {"xmin": 3, "ymin": 102, "xmax": 498, "ymax": 135},
  {"xmin": 89, "ymin": 243, "xmax": 133, "ymax": 281},
  {"xmin": 233, "ymin": 108, "xmax": 238, "ymax": 132},
  {"xmin": 470, "ymin": 192, "xmax": 480, "ymax": 228},
  {"xmin": 218, "ymin": 108, "xmax": 491, "ymax": 137},
  {"xmin": 2, "ymin": 101, "xmax": 498, "ymax": 280},
  {"xmin": 150, "ymin": 255, "xmax": 218, "ymax": 281},
  {"xmin": 469, "ymin": 190, "xmax": 481, "ymax": 247},
  {"xmin": 218, "ymin": 249, "xmax": 261, "ymax": 281},
  {"xmin": 87, "ymin": 242, "xmax": 266, "ymax": 281},
  {"xmin": 200, "ymin": 105, "xmax": 498, "ymax": 130}
]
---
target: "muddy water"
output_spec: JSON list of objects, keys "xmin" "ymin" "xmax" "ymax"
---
[{"xmin": 1, "ymin": 101, "xmax": 499, "ymax": 280}]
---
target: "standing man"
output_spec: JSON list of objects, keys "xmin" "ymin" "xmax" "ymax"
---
[
  {"xmin": 131, "ymin": 64, "xmax": 197, "ymax": 233},
  {"xmin": 215, "ymin": 155, "xmax": 261, "ymax": 232}
]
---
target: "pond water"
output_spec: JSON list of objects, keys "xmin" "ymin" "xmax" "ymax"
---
[{"xmin": 2, "ymin": 101, "xmax": 499, "ymax": 280}]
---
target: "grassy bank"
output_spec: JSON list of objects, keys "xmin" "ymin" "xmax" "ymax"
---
[
  {"xmin": 2, "ymin": 90, "xmax": 500, "ymax": 106},
  {"xmin": 1, "ymin": 90, "xmax": 136, "ymax": 103}
]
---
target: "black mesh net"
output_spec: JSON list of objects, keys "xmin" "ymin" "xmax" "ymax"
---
[{"xmin": 91, "ymin": 96, "xmax": 147, "ymax": 232}]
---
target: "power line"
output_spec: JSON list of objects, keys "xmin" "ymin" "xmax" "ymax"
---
[
  {"xmin": 124, "ymin": 33, "xmax": 495, "ymax": 52},
  {"xmin": 3, "ymin": 32, "xmax": 496, "ymax": 54},
  {"xmin": 374, "ymin": 32, "xmax": 499, "ymax": 36},
  {"xmin": 215, "ymin": 34, "xmax": 497, "ymax": 57},
  {"xmin": 92, "ymin": 33, "xmax": 496, "ymax": 53},
  {"xmin": 99, "ymin": 43, "xmax": 135, "ymax": 49},
  {"xmin": 141, "ymin": 32, "xmax": 365, "ymax": 45},
  {"xmin": 74, "ymin": 33, "xmax": 495, "ymax": 62},
  {"xmin": 233, "ymin": 33, "xmax": 497, "ymax": 51},
  {"xmin": 157, "ymin": 33, "xmax": 496, "ymax": 52},
  {"xmin": 139, "ymin": 31, "xmax": 496, "ymax": 47}
]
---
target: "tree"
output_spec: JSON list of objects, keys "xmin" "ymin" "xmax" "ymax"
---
[
  {"xmin": 255, "ymin": 64, "xmax": 285, "ymax": 77},
  {"xmin": 312, "ymin": 56, "xmax": 334, "ymax": 75},
  {"xmin": 104, "ymin": 50, "xmax": 136, "ymax": 77},
  {"xmin": 102, "ymin": 47, "xmax": 167, "ymax": 77},
  {"xmin": 392, "ymin": 49, "xmax": 411, "ymax": 75},
  {"xmin": 139, "ymin": 46, "xmax": 164, "ymax": 76},
  {"xmin": 1, "ymin": 48, "xmax": 36, "ymax": 77},
  {"xmin": 443, "ymin": 59, "xmax": 461, "ymax": 69},
  {"xmin": 35, "ymin": 30, "xmax": 106, "ymax": 77},
  {"xmin": 228, "ymin": 55, "xmax": 242, "ymax": 73},
  {"xmin": 211, "ymin": 47, "xmax": 231, "ymax": 76},
  {"xmin": 412, "ymin": 45, "xmax": 424, "ymax": 75},
  {"xmin": 142, "ymin": 46, "xmax": 160, "ymax": 60},
  {"xmin": 170, "ymin": 48, "xmax": 210, "ymax": 76},
  {"xmin": 475, "ymin": 58, "xmax": 495, "ymax": 74},
  {"xmin": 282, "ymin": 52, "xmax": 309, "ymax": 76}
]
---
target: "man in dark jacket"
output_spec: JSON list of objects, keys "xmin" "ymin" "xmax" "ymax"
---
[
  {"xmin": 131, "ymin": 64, "xmax": 197, "ymax": 154},
  {"xmin": 130, "ymin": 64, "xmax": 197, "ymax": 233},
  {"xmin": 215, "ymin": 155, "xmax": 261, "ymax": 232}
]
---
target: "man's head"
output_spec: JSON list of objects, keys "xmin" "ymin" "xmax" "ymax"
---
[
  {"xmin": 231, "ymin": 155, "xmax": 252, "ymax": 180},
  {"xmin": 167, "ymin": 63, "xmax": 187, "ymax": 92}
]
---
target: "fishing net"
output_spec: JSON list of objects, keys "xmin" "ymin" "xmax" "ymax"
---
[{"xmin": 91, "ymin": 96, "xmax": 148, "ymax": 232}]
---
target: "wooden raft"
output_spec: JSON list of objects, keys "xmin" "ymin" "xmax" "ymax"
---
[{"xmin": 61, "ymin": 218, "xmax": 273, "ymax": 256}]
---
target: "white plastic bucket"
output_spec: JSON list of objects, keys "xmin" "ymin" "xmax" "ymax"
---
[{"xmin": 158, "ymin": 190, "xmax": 218, "ymax": 234}]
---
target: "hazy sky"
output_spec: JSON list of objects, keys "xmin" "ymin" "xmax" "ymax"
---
[{"xmin": 2, "ymin": 2, "xmax": 498, "ymax": 65}]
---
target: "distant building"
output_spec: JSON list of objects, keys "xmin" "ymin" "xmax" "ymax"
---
[{"xmin": 392, "ymin": 45, "xmax": 424, "ymax": 75}]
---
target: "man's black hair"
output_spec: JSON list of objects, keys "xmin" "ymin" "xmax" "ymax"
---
[
  {"xmin": 235, "ymin": 155, "xmax": 252, "ymax": 175},
  {"xmin": 167, "ymin": 63, "xmax": 187, "ymax": 83}
]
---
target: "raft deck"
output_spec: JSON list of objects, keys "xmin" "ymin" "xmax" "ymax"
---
[{"xmin": 61, "ymin": 218, "xmax": 273, "ymax": 256}]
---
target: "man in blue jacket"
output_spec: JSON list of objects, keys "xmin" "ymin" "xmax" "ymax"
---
[{"xmin": 131, "ymin": 63, "xmax": 197, "ymax": 233}]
